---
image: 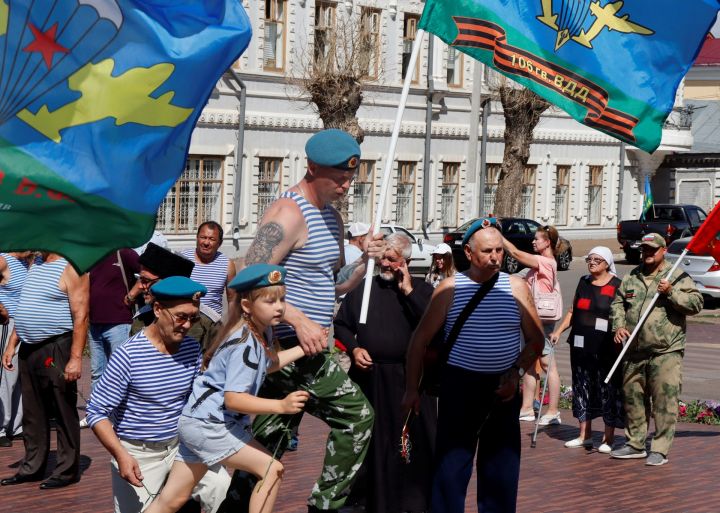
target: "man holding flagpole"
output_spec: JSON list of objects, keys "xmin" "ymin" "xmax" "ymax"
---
[
  {"xmin": 609, "ymin": 233, "xmax": 702, "ymax": 466},
  {"xmin": 226, "ymin": 129, "xmax": 385, "ymax": 513}
]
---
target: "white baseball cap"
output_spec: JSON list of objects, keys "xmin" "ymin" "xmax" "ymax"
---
[
  {"xmin": 432, "ymin": 243, "xmax": 452, "ymax": 255},
  {"xmin": 348, "ymin": 222, "xmax": 370, "ymax": 238}
]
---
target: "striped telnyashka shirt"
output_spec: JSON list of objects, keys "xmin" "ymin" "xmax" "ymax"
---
[
  {"xmin": 0, "ymin": 253, "xmax": 29, "ymax": 317},
  {"xmin": 276, "ymin": 191, "xmax": 340, "ymax": 338},
  {"xmin": 86, "ymin": 330, "xmax": 201, "ymax": 441},
  {"xmin": 445, "ymin": 272, "xmax": 521, "ymax": 373},
  {"xmin": 181, "ymin": 249, "xmax": 229, "ymax": 316},
  {"xmin": 14, "ymin": 258, "xmax": 72, "ymax": 344}
]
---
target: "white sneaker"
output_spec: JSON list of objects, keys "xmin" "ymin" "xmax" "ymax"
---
[
  {"xmin": 564, "ymin": 437, "xmax": 592, "ymax": 449},
  {"xmin": 79, "ymin": 418, "xmax": 89, "ymax": 429},
  {"xmin": 519, "ymin": 410, "xmax": 536, "ymax": 422},
  {"xmin": 538, "ymin": 413, "xmax": 561, "ymax": 426},
  {"xmin": 598, "ymin": 443, "xmax": 613, "ymax": 454}
]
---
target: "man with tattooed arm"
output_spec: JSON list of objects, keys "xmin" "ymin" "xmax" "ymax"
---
[{"xmin": 222, "ymin": 129, "xmax": 384, "ymax": 513}]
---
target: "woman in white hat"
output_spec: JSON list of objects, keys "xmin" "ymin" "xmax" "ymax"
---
[
  {"xmin": 425, "ymin": 243, "xmax": 456, "ymax": 288},
  {"xmin": 549, "ymin": 246, "xmax": 624, "ymax": 453}
]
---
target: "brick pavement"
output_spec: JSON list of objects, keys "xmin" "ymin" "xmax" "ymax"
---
[{"xmin": 1, "ymin": 358, "xmax": 719, "ymax": 512}]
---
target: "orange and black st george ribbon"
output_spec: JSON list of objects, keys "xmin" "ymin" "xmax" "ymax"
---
[{"xmin": 452, "ymin": 16, "xmax": 638, "ymax": 143}]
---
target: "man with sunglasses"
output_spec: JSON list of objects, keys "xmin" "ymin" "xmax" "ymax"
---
[
  {"xmin": 610, "ymin": 233, "xmax": 703, "ymax": 466},
  {"xmin": 129, "ymin": 243, "xmax": 221, "ymax": 352},
  {"xmin": 87, "ymin": 276, "xmax": 230, "ymax": 513}
]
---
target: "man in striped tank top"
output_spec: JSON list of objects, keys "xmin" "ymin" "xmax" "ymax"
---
[
  {"xmin": 1, "ymin": 253, "xmax": 89, "ymax": 490},
  {"xmin": 403, "ymin": 220, "xmax": 546, "ymax": 513},
  {"xmin": 181, "ymin": 221, "xmax": 237, "ymax": 317},
  {"xmin": 223, "ymin": 129, "xmax": 385, "ymax": 513},
  {"xmin": 0, "ymin": 252, "xmax": 32, "ymax": 447},
  {"xmin": 87, "ymin": 277, "xmax": 230, "ymax": 513}
]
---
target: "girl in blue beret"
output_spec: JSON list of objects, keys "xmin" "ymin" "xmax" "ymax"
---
[{"xmin": 146, "ymin": 265, "xmax": 308, "ymax": 513}]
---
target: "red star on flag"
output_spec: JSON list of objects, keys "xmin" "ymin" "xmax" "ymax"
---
[{"xmin": 23, "ymin": 23, "xmax": 69, "ymax": 68}]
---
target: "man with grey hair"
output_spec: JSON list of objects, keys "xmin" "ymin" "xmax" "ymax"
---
[{"xmin": 334, "ymin": 233, "xmax": 436, "ymax": 513}]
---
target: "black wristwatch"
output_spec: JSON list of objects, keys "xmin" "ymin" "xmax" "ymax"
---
[{"xmin": 511, "ymin": 363, "xmax": 525, "ymax": 378}]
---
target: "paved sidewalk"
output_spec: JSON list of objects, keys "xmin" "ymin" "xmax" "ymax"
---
[{"xmin": 1, "ymin": 359, "xmax": 719, "ymax": 512}]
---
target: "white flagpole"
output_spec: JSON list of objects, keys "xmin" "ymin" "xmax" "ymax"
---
[
  {"xmin": 604, "ymin": 248, "xmax": 689, "ymax": 383},
  {"xmin": 359, "ymin": 29, "xmax": 427, "ymax": 324}
]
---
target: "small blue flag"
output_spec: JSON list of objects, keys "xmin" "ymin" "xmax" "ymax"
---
[{"xmin": 640, "ymin": 175, "xmax": 654, "ymax": 222}]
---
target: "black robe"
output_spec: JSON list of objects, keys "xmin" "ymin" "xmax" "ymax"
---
[{"xmin": 334, "ymin": 276, "xmax": 436, "ymax": 513}]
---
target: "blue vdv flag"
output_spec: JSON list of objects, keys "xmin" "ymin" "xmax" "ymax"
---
[
  {"xmin": 419, "ymin": 0, "xmax": 719, "ymax": 152},
  {"xmin": 640, "ymin": 175, "xmax": 654, "ymax": 222},
  {"xmin": 0, "ymin": 0, "xmax": 252, "ymax": 271}
]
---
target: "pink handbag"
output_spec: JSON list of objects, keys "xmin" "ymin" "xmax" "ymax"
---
[{"xmin": 531, "ymin": 270, "xmax": 563, "ymax": 322}]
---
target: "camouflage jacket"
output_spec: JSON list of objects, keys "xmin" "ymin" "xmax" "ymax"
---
[
  {"xmin": 610, "ymin": 260, "xmax": 703, "ymax": 356},
  {"xmin": 130, "ymin": 303, "xmax": 221, "ymax": 352}
]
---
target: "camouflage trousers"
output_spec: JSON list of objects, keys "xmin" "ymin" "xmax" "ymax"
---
[
  {"xmin": 222, "ymin": 347, "xmax": 374, "ymax": 512},
  {"xmin": 621, "ymin": 351, "xmax": 683, "ymax": 457}
]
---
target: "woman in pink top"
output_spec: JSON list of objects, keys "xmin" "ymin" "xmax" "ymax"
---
[{"xmin": 502, "ymin": 225, "xmax": 562, "ymax": 426}]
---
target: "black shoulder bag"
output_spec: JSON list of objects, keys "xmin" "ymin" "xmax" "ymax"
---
[{"xmin": 420, "ymin": 272, "xmax": 499, "ymax": 396}]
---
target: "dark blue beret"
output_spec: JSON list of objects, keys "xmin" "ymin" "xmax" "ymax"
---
[
  {"xmin": 151, "ymin": 276, "xmax": 207, "ymax": 301},
  {"xmin": 305, "ymin": 129, "xmax": 361, "ymax": 170},
  {"xmin": 229, "ymin": 264, "xmax": 286, "ymax": 293},
  {"xmin": 462, "ymin": 217, "xmax": 501, "ymax": 246}
]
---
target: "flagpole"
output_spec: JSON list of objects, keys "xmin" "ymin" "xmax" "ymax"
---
[
  {"xmin": 359, "ymin": 29, "xmax": 427, "ymax": 324},
  {"xmin": 604, "ymin": 247, "xmax": 689, "ymax": 383}
]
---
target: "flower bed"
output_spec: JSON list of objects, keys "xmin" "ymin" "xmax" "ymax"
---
[
  {"xmin": 679, "ymin": 400, "xmax": 720, "ymax": 425},
  {"xmin": 553, "ymin": 385, "xmax": 720, "ymax": 425}
]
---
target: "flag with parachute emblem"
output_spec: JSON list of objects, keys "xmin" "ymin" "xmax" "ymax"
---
[
  {"xmin": 0, "ymin": 0, "xmax": 251, "ymax": 272},
  {"xmin": 418, "ymin": 0, "xmax": 719, "ymax": 153}
]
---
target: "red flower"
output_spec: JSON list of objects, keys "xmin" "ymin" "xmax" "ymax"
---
[
  {"xmin": 44, "ymin": 356, "xmax": 55, "ymax": 368},
  {"xmin": 679, "ymin": 404, "xmax": 687, "ymax": 417}
]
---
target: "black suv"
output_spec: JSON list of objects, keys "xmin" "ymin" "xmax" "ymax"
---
[{"xmin": 443, "ymin": 217, "xmax": 573, "ymax": 273}]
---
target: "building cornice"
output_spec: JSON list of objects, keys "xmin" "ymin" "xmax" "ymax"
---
[{"xmin": 197, "ymin": 108, "xmax": 624, "ymax": 145}]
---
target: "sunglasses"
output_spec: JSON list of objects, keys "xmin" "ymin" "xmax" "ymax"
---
[
  {"xmin": 162, "ymin": 307, "xmax": 202, "ymax": 325},
  {"xmin": 134, "ymin": 273, "xmax": 160, "ymax": 286},
  {"xmin": 585, "ymin": 257, "xmax": 605, "ymax": 265}
]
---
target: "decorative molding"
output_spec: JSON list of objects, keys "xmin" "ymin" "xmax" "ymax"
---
[{"xmin": 197, "ymin": 109, "xmax": 625, "ymax": 144}]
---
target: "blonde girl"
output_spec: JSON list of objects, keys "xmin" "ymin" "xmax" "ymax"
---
[{"xmin": 146, "ymin": 264, "xmax": 308, "ymax": 513}]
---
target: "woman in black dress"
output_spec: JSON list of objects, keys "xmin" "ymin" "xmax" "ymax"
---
[{"xmin": 549, "ymin": 246, "xmax": 624, "ymax": 453}]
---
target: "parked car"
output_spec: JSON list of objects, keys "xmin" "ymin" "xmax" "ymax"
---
[
  {"xmin": 617, "ymin": 204, "xmax": 707, "ymax": 263},
  {"xmin": 442, "ymin": 217, "xmax": 573, "ymax": 273},
  {"xmin": 379, "ymin": 224, "xmax": 436, "ymax": 273},
  {"xmin": 665, "ymin": 237, "xmax": 720, "ymax": 302}
]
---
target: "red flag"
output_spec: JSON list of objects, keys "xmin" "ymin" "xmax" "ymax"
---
[{"xmin": 686, "ymin": 202, "xmax": 720, "ymax": 263}]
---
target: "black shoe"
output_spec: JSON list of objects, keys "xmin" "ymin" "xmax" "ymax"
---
[
  {"xmin": 0, "ymin": 436, "xmax": 11, "ymax": 447},
  {"xmin": 1, "ymin": 474, "xmax": 43, "ymax": 486},
  {"xmin": 39, "ymin": 477, "xmax": 79, "ymax": 489}
]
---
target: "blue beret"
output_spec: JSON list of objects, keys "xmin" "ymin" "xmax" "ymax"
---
[
  {"xmin": 305, "ymin": 129, "xmax": 361, "ymax": 170},
  {"xmin": 151, "ymin": 276, "xmax": 207, "ymax": 301},
  {"xmin": 229, "ymin": 264, "xmax": 286, "ymax": 293},
  {"xmin": 462, "ymin": 217, "xmax": 501, "ymax": 246}
]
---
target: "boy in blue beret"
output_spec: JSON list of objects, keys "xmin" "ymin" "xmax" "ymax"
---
[
  {"xmin": 86, "ymin": 275, "xmax": 231, "ymax": 513},
  {"xmin": 144, "ymin": 264, "xmax": 310, "ymax": 513}
]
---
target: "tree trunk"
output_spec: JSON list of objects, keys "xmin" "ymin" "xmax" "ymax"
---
[
  {"xmin": 308, "ymin": 74, "xmax": 365, "ymax": 143},
  {"xmin": 493, "ymin": 87, "xmax": 549, "ymax": 217}
]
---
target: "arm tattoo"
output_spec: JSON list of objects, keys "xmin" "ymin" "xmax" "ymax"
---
[{"xmin": 245, "ymin": 222, "xmax": 284, "ymax": 264}]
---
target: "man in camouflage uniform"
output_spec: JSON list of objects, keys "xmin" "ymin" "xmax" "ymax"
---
[
  {"xmin": 221, "ymin": 129, "xmax": 382, "ymax": 513},
  {"xmin": 610, "ymin": 233, "xmax": 703, "ymax": 466}
]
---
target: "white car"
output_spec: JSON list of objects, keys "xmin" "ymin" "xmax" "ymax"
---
[
  {"xmin": 379, "ymin": 224, "xmax": 436, "ymax": 273},
  {"xmin": 666, "ymin": 237, "xmax": 720, "ymax": 301}
]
